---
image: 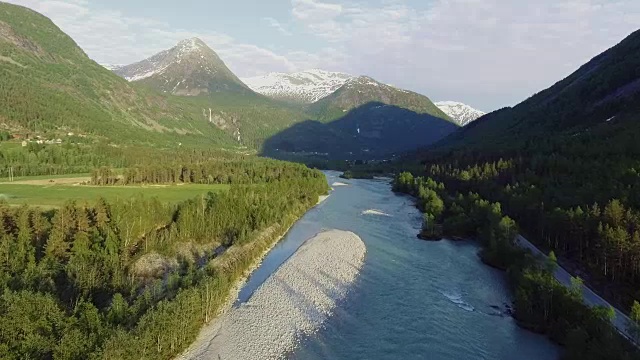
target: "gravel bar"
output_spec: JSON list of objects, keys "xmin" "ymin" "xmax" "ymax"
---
[{"xmin": 178, "ymin": 230, "xmax": 366, "ymax": 360}]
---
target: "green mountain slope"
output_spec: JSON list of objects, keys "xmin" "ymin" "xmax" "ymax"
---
[
  {"xmin": 309, "ymin": 76, "xmax": 451, "ymax": 122},
  {"xmin": 0, "ymin": 1, "xmax": 459, "ymax": 160},
  {"xmin": 0, "ymin": 2, "xmax": 237, "ymax": 148},
  {"xmin": 437, "ymin": 29, "xmax": 640, "ymax": 152},
  {"xmin": 402, "ymin": 29, "xmax": 640, "ymax": 328}
]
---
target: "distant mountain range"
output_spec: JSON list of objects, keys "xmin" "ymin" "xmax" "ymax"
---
[
  {"xmin": 243, "ymin": 70, "xmax": 484, "ymax": 127},
  {"xmin": 106, "ymin": 38, "xmax": 457, "ymax": 159},
  {"xmin": 435, "ymin": 101, "xmax": 485, "ymax": 126},
  {"xmin": 0, "ymin": 2, "xmax": 459, "ymax": 160}
]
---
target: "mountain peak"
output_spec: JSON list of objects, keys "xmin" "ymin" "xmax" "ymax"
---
[
  {"xmin": 435, "ymin": 101, "xmax": 486, "ymax": 126},
  {"xmin": 112, "ymin": 38, "xmax": 251, "ymax": 96},
  {"xmin": 176, "ymin": 37, "xmax": 207, "ymax": 52}
]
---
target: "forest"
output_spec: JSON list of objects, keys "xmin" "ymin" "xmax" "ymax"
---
[
  {"xmin": 393, "ymin": 172, "xmax": 640, "ymax": 360},
  {"xmin": 0, "ymin": 159, "xmax": 328, "ymax": 359}
]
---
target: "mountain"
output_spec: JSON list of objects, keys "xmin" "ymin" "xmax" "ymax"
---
[
  {"xmin": 263, "ymin": 102, "xmax": 457, "ymax": 160},
  {"xmin": 242, "ymin": 69, "xmax": 354, "ymax": 103},
  {"xmin": 310, "ymin": 76, "xmax": 451, "ymax": 122},
  {"xmin": 114, "ymin": 38, "xmax": 252, "ymax": 96},
  {"xmin": 0, "ymin": 1, "xmax": 458, "ymax": 160},
  {"xmin": 435, "ymin": 101, "xmax": 486, "ymax": 126},
  {"xmin": 435, "ymin": 29, "xmax": 640, "ymax": 152},
  {"xmin": 405, "ymin": 29, "xmax": 640, "ymax": 333},
  {"xmin": 261, "ymin": 75, "xmax": 457, "ymax": 159},
  {"xmin": 0, "ymin": 2, "xmax": 237, "ymax": 147}
]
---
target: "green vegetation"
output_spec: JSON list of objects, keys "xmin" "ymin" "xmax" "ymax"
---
[
  {"xmin": 309, "ymin": 76, "xmax": 450, "ymax": 122},
  {"xmin": 0, "ymin": 3, "xmax": 238, "ymax": 149},
  {"xmin": 394, "ymin": 27, "xmax": 640, "ymax": 344},
  {"xmin": 0, "ymin": 2, "xmax": 457, "ymax": 162},
  {"xmin": 0, "ymin": 159, "xmax": 328, "ymax": 359},
  {"xmin": 0, "ymin": 183, "xmax": 229, "ymax": 207},
  {"xmin": 393, "ymin": 173, "xmax": 640, "ymax": 359}
]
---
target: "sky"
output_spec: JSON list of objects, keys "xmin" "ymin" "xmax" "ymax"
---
[{"xmin": 6, "ymin": 0, "xmax": 640, "ymax": 111}]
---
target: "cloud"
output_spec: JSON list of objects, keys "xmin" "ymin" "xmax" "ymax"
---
[
  {"xmin": 262, "ymin": 17, "xmax": 292, "ymax": 36},
  {"xmin": 4, "ymin": 0, "xmax": 640, "ymax": 110},
  {"xmin": 289, "ymin": 0, "xmax": 640, "ymax": 110},
  {"xmin": 292, "ymin": 0, "xmax": 343, "ymax": 21},
  {"xmin": 3, "ymin": 0, "xmax": 319, "ymax": 76}
]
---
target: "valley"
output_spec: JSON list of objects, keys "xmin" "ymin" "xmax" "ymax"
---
[{"xmin": 0, "ymin": 1, "xmax": 639, "ymax": 360}]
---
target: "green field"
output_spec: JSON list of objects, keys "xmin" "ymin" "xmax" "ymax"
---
[
  {"xmin": 0, "ymin": 183, "xmax": 229, "ymax": 207},
  {"xmin": 0, "ymin": 173, "xmax": 92, "ymax": 183}
]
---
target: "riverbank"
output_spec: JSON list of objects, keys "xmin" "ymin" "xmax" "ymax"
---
[
  {"xmin": 172, "ymin": 193, "xmax": 330, "ymax": 360},
  {"xmin": 178, "ymin": 230, "xmax": 366, "ymax": 359}
]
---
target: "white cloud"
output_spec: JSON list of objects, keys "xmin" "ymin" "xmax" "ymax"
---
[
  {"xmin": 262, "ymin": 17, "xmax": 292, "ymax": 36},
  {"xmin": 3, "ymin": 0, "xmax": 640, "ymax": 110},
  {"xmin": 3, "ymin": 0, "xmax": 319, "ymax": 76},
  {"xmin": 289, "ymin": 0, "xmax": 640, "ymax": 110},
  {"xmin": 292, "ymin": 0, "xmax": 343, "ymax": 21}
]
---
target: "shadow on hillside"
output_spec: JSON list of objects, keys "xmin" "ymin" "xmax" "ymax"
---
[{"xmin": 261, "ymin": 101, "xmax": 458, "ymax": 161}]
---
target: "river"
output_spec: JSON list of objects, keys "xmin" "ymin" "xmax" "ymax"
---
[{"xmin": 234, "ymin": 171, "xmax": 560, "ymax": 359}]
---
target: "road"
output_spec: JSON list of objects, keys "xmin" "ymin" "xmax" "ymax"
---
[{"xmin": 515, "ymin": 235, "xmax": 636, "ymax": 343}]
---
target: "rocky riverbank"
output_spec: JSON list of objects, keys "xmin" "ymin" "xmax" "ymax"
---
[{"xmin": 177, "ymin": 230, "xmax": 366, "ymax": 360}]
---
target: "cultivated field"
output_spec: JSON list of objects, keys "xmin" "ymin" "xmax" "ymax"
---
[{"xmin": 0, "ymin": 175, "xmax": 229, "ymax": 207}]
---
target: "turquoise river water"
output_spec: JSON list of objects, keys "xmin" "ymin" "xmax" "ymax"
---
[{"xmin": 234, "ymin": 171, "xmax": 560, "ymax": 359}]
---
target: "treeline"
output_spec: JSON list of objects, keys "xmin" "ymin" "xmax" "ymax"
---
[
  {"xmin": 90, "ymin": 159, "xmax": 323, "ymax": 186},
  {"xmin": 393, "ymin": 172, "xmax": 640, "ymax": 360},
  {"xmin": 422, "ymin": 151, "xmax": 640, "ymax": 311},
  {"xmin": 0, "ymin": 143, "xmax": 256, "ymax": 180},
  {"xmin": 0, "ymin": 162, "xmax": 328, "ymax": 359}
]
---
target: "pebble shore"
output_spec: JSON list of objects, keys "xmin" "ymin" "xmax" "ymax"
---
[{"xmin": 178, "ymin": 230, "xmax": 366, "ymax": 360}]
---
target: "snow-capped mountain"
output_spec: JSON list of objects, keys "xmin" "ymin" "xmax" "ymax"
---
[
  {"xmin": 242, "ymin": 69, "xmax": 354, "ymax": 103},
  {"xmin": 112, "ymin": 38, "xmax": 251, "ymax": 96},
  {"xmin": 435, "ymin": 101, "xmax": 486, "ymax": 126}
]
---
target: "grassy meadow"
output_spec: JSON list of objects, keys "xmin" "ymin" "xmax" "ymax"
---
[{"xmin": 0, "ymin": 176, "xmax": 229, "ymax": 207}]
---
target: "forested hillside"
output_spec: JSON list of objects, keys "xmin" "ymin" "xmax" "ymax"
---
[
  {"xmin": 0, "ymin": 2, "xmax": 240, "ymax": 149},
  {"xmin": 404, "ymin": 29, "xmax": 640, "ymax": 320},
  {"xmin": 438, "ymin": 28, "xmax": 640, "ymax": 151},
  {"xmin": 0, "ymin": 159, "xmax": 328, "ymax": 359}
]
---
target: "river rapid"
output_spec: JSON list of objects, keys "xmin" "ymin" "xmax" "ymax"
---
[{"xmin": 234, "ymin": 171, "xmax": 560, "ymax": 359}]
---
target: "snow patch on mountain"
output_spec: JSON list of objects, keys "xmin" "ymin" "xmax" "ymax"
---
[
  {"xmin": 435, "ymin": 101, "xmax": 486, "ymax": 126},
  {"xmin": 242, "ymin": 69, "xmax": 354, "ymax": 103}
]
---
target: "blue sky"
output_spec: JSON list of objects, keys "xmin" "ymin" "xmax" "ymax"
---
[{"xmin": 7, "ymin": 0, "xmax": 640, "ymax": 111}]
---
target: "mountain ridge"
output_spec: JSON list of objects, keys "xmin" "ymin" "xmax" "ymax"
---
[
  {"xmin": 310, "ymin": 75, "xmax": 452, "ymax": 122},
  {"xmin": 433, "ymin": 28, "xmax": 640, "ymax": 152}
]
